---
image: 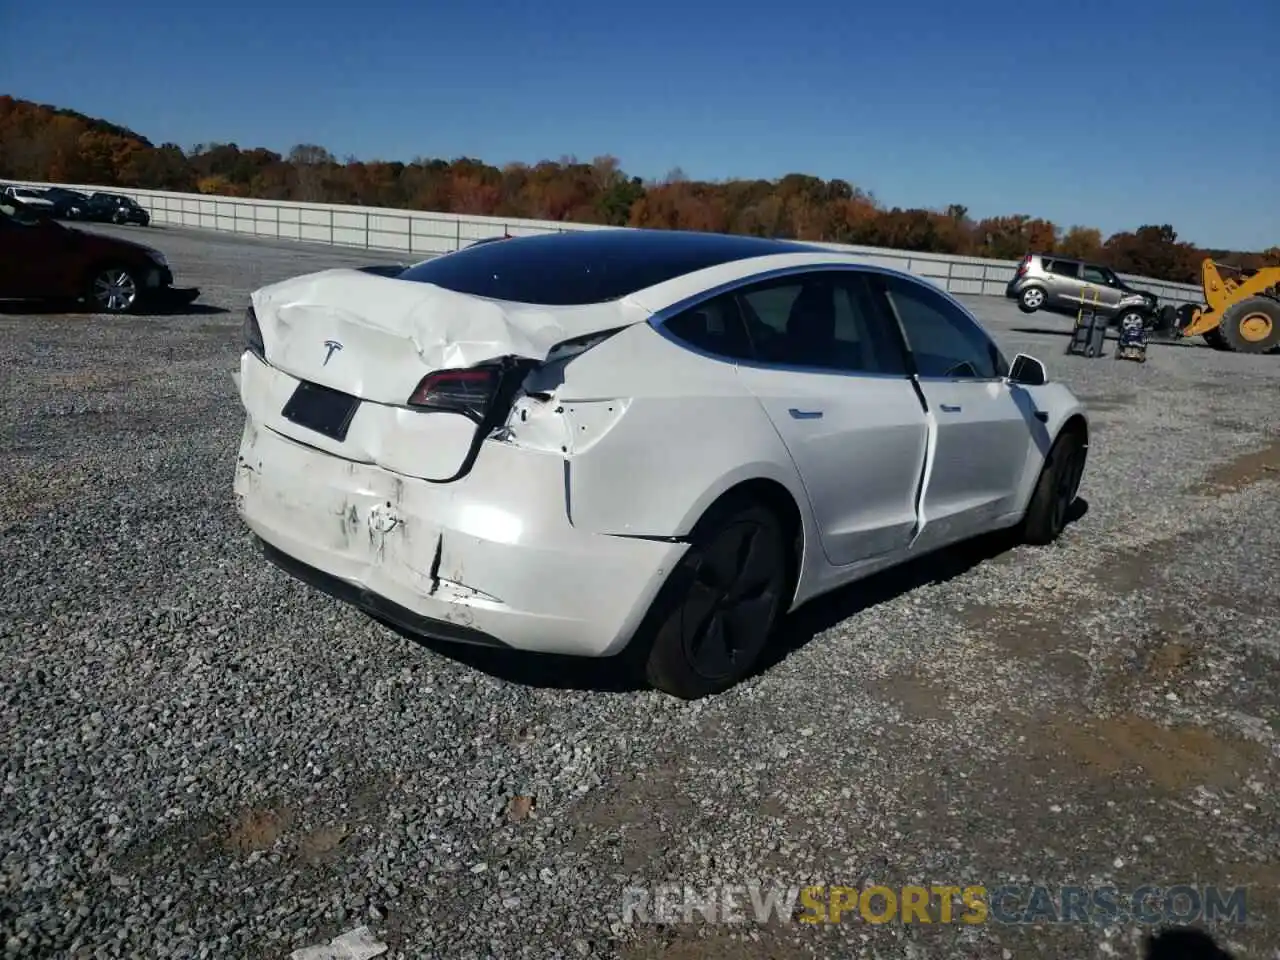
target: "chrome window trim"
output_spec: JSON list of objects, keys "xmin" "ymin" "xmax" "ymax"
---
[
  {"xmin": 646, "ymin": 260, "xmax": 1009, "ymax": 384},
  {"xmin": 646, "ymin": 261, "xmax": 914, "ymax": 381}
]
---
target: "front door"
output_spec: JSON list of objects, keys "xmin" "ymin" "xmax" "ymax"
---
[
  {"xmin": 877, "ymin": 273, "xmax": 1035, "ymax": 551},
  {"xmin": 1080, "ymin": 263, "xmax": 1124, "ymax": 315}
]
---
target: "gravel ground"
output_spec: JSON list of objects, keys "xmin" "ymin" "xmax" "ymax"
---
[{"xmin": 2, "ymin": 224, "xmax": 1278, "ymax": 960}]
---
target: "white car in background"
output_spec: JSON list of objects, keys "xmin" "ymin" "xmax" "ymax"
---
[
  {"xmin": 2, "ymin": 185, "xmax": 56, "ymax": 213},
  {"xmin": 233, "ymin": 230, "xmax": 1089, "ymax": 699}
]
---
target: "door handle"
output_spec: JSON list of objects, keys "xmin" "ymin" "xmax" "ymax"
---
[
  {"xmin": 788, "ymin": 408, "xmax": 823, "ymax": 420},
  {"xmin": 940, "ymin": 404, "xmax": 962, "ymax": 413}
]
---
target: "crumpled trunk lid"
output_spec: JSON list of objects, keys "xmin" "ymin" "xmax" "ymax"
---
[
  {"xmin": 251, "ymin": 268, "xmax": 646, "ymax": 401},
  {"xmin": 243, "ymin": 268, "xmax": 648, "ymax": 482}
]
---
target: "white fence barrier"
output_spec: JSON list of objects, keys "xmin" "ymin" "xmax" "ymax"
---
[{"xmin": 8, "ymin": 179, "xmax": 1206, "ymax": 306}]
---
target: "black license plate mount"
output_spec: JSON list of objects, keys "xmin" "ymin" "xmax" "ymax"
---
[{"xmin": 281, "ymin": 381, "xmax": 360, "ymax": 441}]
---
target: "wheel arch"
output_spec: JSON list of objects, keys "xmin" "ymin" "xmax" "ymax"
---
[
  {"xmin": 1058, "ymin": 411, "xmax": 1089, "ymax": 449},
  {"xmin": 81, "ymin": 258, "xmax": 139, "ymax": 289},
  {"xmin": 688, "ymin": 476, "xmax": 808, "ymax": 608}
]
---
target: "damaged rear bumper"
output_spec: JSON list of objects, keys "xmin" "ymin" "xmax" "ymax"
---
[
  {"xmin": 256, "ymin": 537, "xmax": 510, "ymax": 649},
  {"xmin": 233, "ymin": 417, "xmax": 687, "ymax": 658}
]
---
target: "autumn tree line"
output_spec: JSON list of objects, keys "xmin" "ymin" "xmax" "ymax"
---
[{"xmin": 3, "ymin": 96, "xmax": 1276, "ymax": 284}]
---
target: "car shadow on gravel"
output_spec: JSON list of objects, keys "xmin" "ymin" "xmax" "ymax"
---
[
  {"xmin": 754, "ymin": 497, "xmax": 1091, "ymax": 677},
  {"xmin": 393, "ymin": 498, "xmax": 1089, "ymax": 694},
  {"xmin": 390, "ymin": 627, "xmax": 646, "ymax": 693}
]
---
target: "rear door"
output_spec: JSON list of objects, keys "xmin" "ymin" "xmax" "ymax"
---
[
  {"xmin": 1043, "ymin": 258, "xmax": 1085, "ymax": 311},
  {"xmin": 876, "ymin": 273, "xmax": 1035, "ymax": 551},
  {"xmin": 727, "ymin": 268, "xmax": 929, "ymax": 567}
]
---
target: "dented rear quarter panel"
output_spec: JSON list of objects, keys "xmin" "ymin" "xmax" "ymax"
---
[{"xmin": 542, "ymin": 323, "xmax": 813, "ymax": 540}]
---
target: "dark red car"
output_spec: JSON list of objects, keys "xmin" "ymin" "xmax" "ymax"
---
[{"xmin": 0, "ymin": 196, "xmax": 198, "ymax": 313}]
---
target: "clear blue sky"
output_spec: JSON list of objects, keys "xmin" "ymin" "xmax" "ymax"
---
[{"xmin": 3, "ymin": 0, "xmax": 1276, "ymax": 250}]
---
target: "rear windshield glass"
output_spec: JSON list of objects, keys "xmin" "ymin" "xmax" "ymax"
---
[{"xmin": 397, "ymin": 229, "xmax": 813, "ymax": 305}]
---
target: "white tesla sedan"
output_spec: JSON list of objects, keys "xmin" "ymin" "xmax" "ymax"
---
[{"xmin": 234, "ymin": 229, "xmax": 1088, "ymax": 699}]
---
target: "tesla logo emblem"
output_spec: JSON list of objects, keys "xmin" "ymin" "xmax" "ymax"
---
[{"xmin": 322, "ymin": 339, "xmax": 343, "ymax": 365}]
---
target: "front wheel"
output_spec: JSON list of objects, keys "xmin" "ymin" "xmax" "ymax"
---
[
  {"xmin": 86, "ymin": 265, "xmax": 141, "ymax": 314},
  {"xmin": 1020, "ymin": 429, "xmax": 1087, "ymax": 545},
  {"xmin": 642, "ymin": 498, "xmax": 789, "ymax": 699}
]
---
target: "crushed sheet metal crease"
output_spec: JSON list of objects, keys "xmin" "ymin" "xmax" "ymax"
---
[{"xmin": 250, "ymin": 267, "xmax": 650, "ymax": 371}]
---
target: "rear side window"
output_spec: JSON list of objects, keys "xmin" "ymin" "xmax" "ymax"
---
[
  {"xmin": 662, "ymin": 293, "xmax": 754, "ymax": 361},
  {"xmin": 1045, "ymin": 259, "xmax": 1080, "ymax": 278}
]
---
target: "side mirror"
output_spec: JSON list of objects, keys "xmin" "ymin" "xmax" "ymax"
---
[{"xmin": 1008, "ymin": 353, "xmax": 1048, "ymax": 386}]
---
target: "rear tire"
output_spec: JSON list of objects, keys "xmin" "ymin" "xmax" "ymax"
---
[
  {"xmin": 642, "ymin": 497, "xmax": 789, "ymax": 700},
  {"xmin": 1175, "ymin": 303, "xmax": 1199, "ymax": 333},
  {"xmin": 1217, "ymin": 296, "xmax": 1280, "ymax": 354},
  {"xmin": 1019, "ymin": 428, "xmax": 1086, "ymax": 546},
  {"xmin": 1203, "ymin": 326, "xmax": 1229, "ymax": 350}
]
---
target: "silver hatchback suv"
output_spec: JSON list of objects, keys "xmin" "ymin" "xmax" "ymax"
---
[{"xmin": 1006, "ymin": 253, "xmax": 1158, "ymax": 327}]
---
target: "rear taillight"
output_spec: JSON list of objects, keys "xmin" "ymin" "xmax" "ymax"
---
[
  {"xmin": 243, "ymin": 305, "xmax": 265, "ymax": 359},
  {"xmin": 407, "ymin": 367, "xmax": 500, "ymax": 421},
  {"xmin": 1015, "ymin": 255, "xmax": 1032, "ymax": 276}
]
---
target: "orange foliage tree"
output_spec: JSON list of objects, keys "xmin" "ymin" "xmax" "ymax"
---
[{"xmin": 0, "ymin": 95, "xmax": 1271, "ymax": 284}]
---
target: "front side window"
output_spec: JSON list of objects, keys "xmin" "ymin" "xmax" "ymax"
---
[
  {"xmin": 1081, "ymin": 264, "xmax": 1113, "ymax": 285},
  {"xmin": 882, "ymin": 275, "xmax": 1006, "ymax": 380}
]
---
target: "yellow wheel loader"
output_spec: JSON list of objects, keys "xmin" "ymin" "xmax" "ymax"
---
[{"xmin": 1174, "ymin": 258, "xmax": 1280, "ymax": 353}]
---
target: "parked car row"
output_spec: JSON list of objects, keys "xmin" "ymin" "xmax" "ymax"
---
[
  {"xmin": 0, "ymin": 193, "xmax": 197, "ymax": 313},
  {"xmin": 0, "ymin": 184, "xmax": 151, "ymax": 226}
]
